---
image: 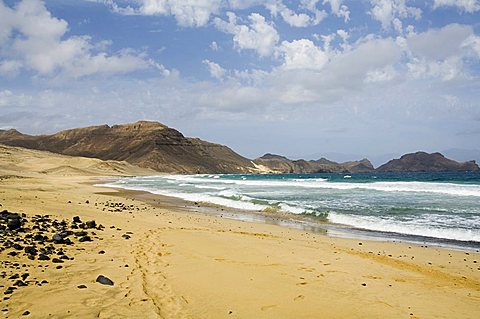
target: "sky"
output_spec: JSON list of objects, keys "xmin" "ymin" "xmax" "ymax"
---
[{"xmin": 0, "ymin": 0, "xmax": 479, "ymax": 163}]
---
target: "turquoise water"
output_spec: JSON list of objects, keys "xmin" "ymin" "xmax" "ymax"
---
[{"xmin": 103, "ymin": 172, "xmax": 480, "ymax": 245}]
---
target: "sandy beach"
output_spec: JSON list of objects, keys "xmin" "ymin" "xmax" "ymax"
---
[{"xmin": 1, "ymin": 145, "xmax": 479, "ymax": 319}]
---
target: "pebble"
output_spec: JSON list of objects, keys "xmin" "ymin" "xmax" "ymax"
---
[{"xmin": 96, "ymin": 275, "xmax": 114, "ymax": 286}]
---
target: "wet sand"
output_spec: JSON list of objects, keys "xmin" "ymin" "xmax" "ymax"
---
[{"xmin": 1, "ymin": 145, "xmax": 480, "ymax": 318}]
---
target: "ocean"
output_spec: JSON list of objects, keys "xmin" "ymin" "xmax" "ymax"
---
[{"xmin": 101, "ymin": 172, "xmax": 480, "ymax": 249}]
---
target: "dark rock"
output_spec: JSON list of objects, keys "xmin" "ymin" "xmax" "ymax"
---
[
  {"xmin": 72, "ymin": 216, "xmax": 81, "ymax": 223},
  {"xmin": 96, "ymin": 275, "xmax": 114, "ymax": 286},
  {"xmin": 77, "ymin": 284, "xmax": 87, "ymax": 289},
  {"xmin": 98, "ymin": 250, "xmax": 105, "ymax": 254},
  {"xmin": 52, "ymin": 258, "xmax": 64, "ymax": 263},
  {"xmin": 85, "ymin": 220, "xmax": 96, "ymax": 229},
  {"xmin": 13, "ymin": 243, "xmax": 23, "ymax": 250},
  {"xmin": 52, "ymin": 234, "xmax": 63, "ymax": 244},
  {"xmin": 14, "ymin": 280, "xmax": 27, "ymax": 287},
  {"xmin": 24, "ymin": 246, "xmax": 37, "ymax": 255},
  {"xmin": 79, "ymin": 236, "xmax": 92, "ymax": 242},
  {"xmin": 22, "ymin": 310, "xmax": 30, "ymax": 316},
  {"xmin": 38, "ymin": 254, "xmax": 50, "ymax": 261},
  {"xmin": 121, "ymin": 234, "xmax": 131, "ymax": 240},
  {"xmin": 7, "ymin": 218, "xmax": 21, "ymax": 230},
  {"xmin": 74, "ymin": 231, "xmax": 87, "ymax": 237}
]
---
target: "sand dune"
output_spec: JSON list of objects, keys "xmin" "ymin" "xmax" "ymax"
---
[{"xmin": 0, "ymin": 144, "xmax": 479, "ymax": 318}]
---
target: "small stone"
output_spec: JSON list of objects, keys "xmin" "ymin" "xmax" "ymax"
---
[
  {"xmin": 24, "ymin": 247, "xmax": 37, "ymax": 255},
  {"xmin": 52, "ymin": 234, "xmax": 63, "ymax": 244},
  {"xmin": 85, "ymin": 220, "xmax": 96, "ymax": 229},
  {"xmin": 72, "ymin": 216, "xmax": 81, "ymax": 223},
  {"xmin": 96, "ymin": 275, "xmax": 114, "ymax": 286},
  {"xmin": 74, "ymin": 231, "xmax": 88, "ymax": 237},
  {"xmin": 122, "ymin": 234, "xmax": 131, "ymax": 240},
  {"xmin": 52, "ymin": 258, "xmax": 64, "ymax": 263},
  {"xmin": 79, "ymin": 236, "xmax": 92, "ymax": 242},
  {"xmin": 77, "ymin": 284, "xmax": 87, "ymax": 289},
  {"xmin": 14, "ymin": 280, "xmax": 27, "ymax": 287},
  {"xmin": 22, "ymin": 310, "xmax": 30, "ymax": 316},
  {"xmin": 7, "ymin": 218, "xmax": 21, "ymax": 230},
  {"xmin": 361, "ymin": 283, "xmax": 367, "ymax": 286},
  {"xmin": 38, "ymin": 254, "xmax": 50, "ymax": 261}
]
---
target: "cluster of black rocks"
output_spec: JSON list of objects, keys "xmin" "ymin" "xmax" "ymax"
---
[
  {"xmin": 100, "ymin": 200, "xmax": 148, "ymax": 213},
  {"xmin": 0, "ymin": 209, "xmax": 103, "ymax": 300}
]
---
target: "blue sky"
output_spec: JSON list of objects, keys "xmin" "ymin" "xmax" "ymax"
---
[{"xmin": 0, "ymin": 0, "xmax": 479, "ymax": 163}]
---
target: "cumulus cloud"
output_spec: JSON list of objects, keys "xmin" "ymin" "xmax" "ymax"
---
[
  {"xmin": 140, "ymin": 0, "xmax": 222, "ymax": 27},
  {"xmin": 405, "ymin": 24, "xmax": 479, "ymax": 80},
  {"xmin": 277, "ymin": 39, "xmax": 329, "ymax": 70},
  {"xmin": 203, "ymin": 59, "xmax": 226, "ymax": 79},
  {"xmin": 214, "ymin": 12, "xmax": 279, "ymax": 57},
  {"xmin": 264, "ymin": 1, "xmax": 327, "ymax": 27},
  {"xmin": 322, "ymin": 0, "xmax": 350, "ymax": 22},
  {"xmin": 101, "ymin": 0, "xmax": 223, "ymax": 27},
  {"xmin": 369, "ymin": 0, "xmax": 422, "ymax": 32},
  {"xmin": 432, "ymin": 0, "xmax": 480, "ymax": 13},
  {"xmin": 0, "ymin": 0, "xmax": 156, "ymax": 79}
]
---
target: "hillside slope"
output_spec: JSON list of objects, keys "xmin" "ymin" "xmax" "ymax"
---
[{"xmin": 0, "ymin": 121, "xmax": 255, "ymax": 174}]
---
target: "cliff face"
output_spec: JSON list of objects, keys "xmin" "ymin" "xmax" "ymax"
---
[
  {"xmin": 376, "ymin": 152, "xmax": 479, "ymax": 172},
  {"xmin": 253, "ymin": 154, "xmax": 375, "ymax": 174},
  {"xmin": 0, "ymin": 121, "xmax": 255, "ymax": 174}
]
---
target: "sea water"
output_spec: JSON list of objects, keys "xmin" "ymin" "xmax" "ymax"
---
[{"xmin": 101, "ymin": 172, "xmax": 480, "ymax": 248}]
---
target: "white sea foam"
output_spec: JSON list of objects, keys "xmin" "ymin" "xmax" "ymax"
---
[
  {"xmin": 97, "ymin": 183, "xmax": 268, "ymax": 211},
  {"xmin": 161, "ymin": 175, "xmax": 480, "ymax": 197},
  {"xmin": 194, "ymin": 185, "xmax": 226, "ymax": 190},
  {"xmin": 328, "ymin": 212, "xmax": 480, "ymax": 242}
]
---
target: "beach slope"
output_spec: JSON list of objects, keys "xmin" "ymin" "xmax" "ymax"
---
[{"xmin": 0, "ymin": 145, "xmax": 479, "ymax": 318}]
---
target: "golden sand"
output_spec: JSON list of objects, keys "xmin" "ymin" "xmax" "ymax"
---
[{"xmin": 0, "ymin": 145, "xmax": 479, "ymax": 318}]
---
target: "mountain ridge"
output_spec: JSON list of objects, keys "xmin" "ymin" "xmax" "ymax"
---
[{"xmin": 0, "ymin": 121, "xmax": 478, "ymax": 174}]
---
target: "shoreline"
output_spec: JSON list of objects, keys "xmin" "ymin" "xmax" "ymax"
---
[
  {"xmin": 97, "ymin": 180, "xmax": 480, "ymax": 253},
  {"xmin": 1, "ymin": 146, "xmax": 479, "ymax": 318}
]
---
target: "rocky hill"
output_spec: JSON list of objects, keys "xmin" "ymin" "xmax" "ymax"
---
[
  {"xmin": 376, "ymin": 152, "xmax": 479, "ymax": 172},
  {"xmin": 253, "ymin": 154, "xmax": 375, "ymax": 174},
  {"xmin": 0, "ymin": 121, "xmax": 256, "ymax": 174},
  {"xmin": 1, "ymin": 122, "xmax": 478, "ymax": 174}
]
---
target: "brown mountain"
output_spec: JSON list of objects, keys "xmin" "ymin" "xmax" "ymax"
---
[
  {"xmin": 376, "ymin": 151, "xmax": 479, "ymax": 172},
  {"xmin": 253, "ymin": 154, "xmax": 375, "ymax": 174},
  {"xmin": 0, "ymin": 121, "xmax": 256, "ymax": 174}
]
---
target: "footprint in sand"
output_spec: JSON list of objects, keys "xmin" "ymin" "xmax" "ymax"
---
[{"xmin": 261, "ymin": 305, "xmax": 277, "ymax": 311}]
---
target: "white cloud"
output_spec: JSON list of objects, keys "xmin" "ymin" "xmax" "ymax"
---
[
  {"xmin": 405, "ymin": 24, "xmax": 480, "ymax": 81},
  {"xmin": 322, "ymin": 0, "xmax": 350, "ymax": 22},
  {"xmin": 0, "ymin": 0, "xmax": 155, "ymax": 79},
  {"xmin": 407, "ymin": 24, "xmax": 473, "ymax": 60},
  {"xmin": 365, "ymin": 65, "xmax": 396, "ymax": 82},
  {"xmin": 278, "ymin": 39, "xmax": 329, "ymax": 70},
  {"xmin": 432, "ymin": 0, "xmax": 480, "ymax": 13},
  {"xmin": 210, "ymin": 41, "xmax": 220, "ymax": 51},
  {"xmin": 103, "ymin": 0, "xmax": 223, "ymax": 27},
  {"xmin": 214, "ymin": 12, "xmax": 279, "ymax": 57},
  {"xmin": 203, "ymin": 59, "xmax": 226, "ymax": 79},
  {"xmin": 370, "ymin": 0, "xmax": 422, "ymax": 31},
  {"xmin": 273, "ymin": 1, "xmax": 328, "ymax": 27},
  {"xmin": 142, "ymin": 0, "xmax": 222, "ymax": 27},
  {"xmin": 279, "ymin": 6, "xmax": 314, "ymax": 27}
]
